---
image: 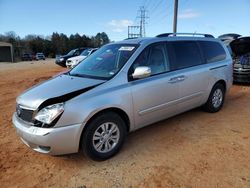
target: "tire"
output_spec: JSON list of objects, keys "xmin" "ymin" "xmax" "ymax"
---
[
  {"xmin": 81, "ymin": 112, "xmax": 127, "ymax": 161},
  {"xmin": 203, "ymin": 83, "xmax": 225, "ymax": 113}
]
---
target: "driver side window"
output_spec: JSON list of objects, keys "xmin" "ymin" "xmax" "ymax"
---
[{"xmin": 130, "ymin": 42, "xmax": 170, "ymax": 79}]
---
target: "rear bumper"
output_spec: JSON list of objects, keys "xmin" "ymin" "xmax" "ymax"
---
[
  {"xmin": 36, "ymin": 57, "xmax": 45, "ymax": 60},
  {"xmin": 233, "ymin": 68, "xmax": 250, "ymax": 83},
  {"xmin": 12, "ymin": 113, "xmax": 83, "ymax": 155}
]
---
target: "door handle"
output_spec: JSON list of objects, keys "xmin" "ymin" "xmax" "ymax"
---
[
  {"xmin": 177, "ymin": 75, "xmax": 186, "ymax": 81},
  {"xmin": 168, "ymin": 75, "xmax": 187, "ymax": 83}
]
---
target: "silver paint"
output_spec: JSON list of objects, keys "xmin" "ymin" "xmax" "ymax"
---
[{"xmin": 12, "ymin": 36, "xmax": 233, "ymax": 155}]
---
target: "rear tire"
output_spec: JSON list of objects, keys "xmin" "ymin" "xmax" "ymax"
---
[
  {"xmin": 203, "ymin": 83, "xmax": 225, "ymax": 113},
  {"xmin": 81, "ymin": 112, "xmax": 127, "ymax": 161}
]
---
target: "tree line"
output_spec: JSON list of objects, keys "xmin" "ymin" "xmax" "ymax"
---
[{"xmin": 0, "ymin": 31, "xmax": 110, "ymax": 60}]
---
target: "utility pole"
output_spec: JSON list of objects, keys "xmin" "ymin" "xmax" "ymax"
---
[
  {"xmin": 173, "ymin": 0, "xmax": 178, "ymax": 33},
  {"xmin": 128, "ymin": 26, "xmax": 141, "ymax": 39},
  {"xmin": 128, "ymin": 6, "xmax": 148, "ymax": 38},
  {"xmin": 138, "ymin": 6, "xmax": 148, "ymax": 37}
]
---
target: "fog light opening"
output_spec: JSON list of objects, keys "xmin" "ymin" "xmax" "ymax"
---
[{"xmin": 38, "ymin": 145, "xmax": 51, "ymax": 152}]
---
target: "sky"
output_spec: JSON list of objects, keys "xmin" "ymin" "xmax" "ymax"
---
[{"xmin": 0, "ymin": 0, "xmax": 249, "ymax": 41}]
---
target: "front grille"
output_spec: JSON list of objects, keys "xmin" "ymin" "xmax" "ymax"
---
[
  {"xmin": 233, "ymin": 56, "xmax": 250, "ymax": 66},
  {"xmin": 16, "ymin": 104, "xmax": 59, "ymax": 128},
  {"xmin": 16, "ymin": 105, "xmax": 34, "ymax": 123}
]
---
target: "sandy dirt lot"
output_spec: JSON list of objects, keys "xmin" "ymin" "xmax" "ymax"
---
[{"xmin": 0, "ymin": 59, "xmax": 250, "ymax": 188}]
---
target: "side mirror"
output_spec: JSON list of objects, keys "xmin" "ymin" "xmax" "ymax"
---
[{"xmin": 132, "ymin": 66, "xmax": 151, "ymax": 79}]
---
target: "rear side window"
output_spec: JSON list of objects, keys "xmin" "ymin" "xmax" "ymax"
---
[
  {"xmin": 199, "ymin": 41, "xmax": 226, "ymax": 63},
  {"xmin": 168, "ymin": 41, "xmax": 203, "ymax": 70}
]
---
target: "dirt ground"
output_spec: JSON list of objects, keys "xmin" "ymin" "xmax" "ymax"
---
[{"xmin": 0, "ymin": 59, "xmax": 250, "ymax": 188}]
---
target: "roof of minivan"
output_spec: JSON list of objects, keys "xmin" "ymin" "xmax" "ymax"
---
[
  {"xmin": 116, "ymin": 35, "xmax": 220, "ymax": 45},
  {"xmin": 115, "ymin": 37, "xmax": 153, "ymax": 44}
]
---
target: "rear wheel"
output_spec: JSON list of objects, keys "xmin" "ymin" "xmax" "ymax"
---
[
  {"xmin": 81, "ymin": 112, "xmax": 127, "ymax": 161},
  {"xmin": 203, "ymin": 83, "xmax": 225, "ymax": 113}
]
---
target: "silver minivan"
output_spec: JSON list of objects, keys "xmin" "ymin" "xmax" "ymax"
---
[{"xmin": 13, "ymin": 33, "xmax": 233, "ymax": 160}]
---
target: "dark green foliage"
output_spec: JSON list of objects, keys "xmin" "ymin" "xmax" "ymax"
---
[{"xmin": 0, "ymin": 31, "xmax": 111, "ymax": 59}]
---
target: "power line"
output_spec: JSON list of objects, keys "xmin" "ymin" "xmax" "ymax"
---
[
  {"xmin": 143, "ymin": 0, "xmax": 149, "ymax": 7},
  {"xmin": 146, "ymin": 0, "xmax": 191, "ymax": 35},
  {"xmin": 144, "ymin": 0, "xmax": 154, "ymax": 9},
  {"xmin": 128, "ymin": 6, "xmax": 149, "ymax": 38},
  {"xmin": 149, "ymin": 1, "xmax": 168, "ymax": 22},
  {"xmin": 148, "ymin": 1, "xmax": 173, "ymax": 27},
  {"xmin": 145, "ymin": 0, "xmax": 160, "ymax": 12},
  {"xmin": 150, "ymin": 0, "xmax": 165, "ymax": 17}
]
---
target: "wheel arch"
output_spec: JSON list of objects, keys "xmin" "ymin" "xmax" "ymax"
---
[
  {"xmin": 214, "ymin": 79, "xmax": 227, "ymax": 91},
  {"xmin": 79, "ymin": 107, "xmax": 130, "ymax": 151}
]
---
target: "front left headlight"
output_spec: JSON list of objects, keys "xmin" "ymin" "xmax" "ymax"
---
[
  {"xmin": 59, "ymin": 57, "xmax": 64, "ymax": 62},
  {"xmin": 34, "ymin": 103, "xmax": 64, "ymax": 125},
  {"xmin": 72, "ymin": 60, "xmax": 79, "ymax": 65}
]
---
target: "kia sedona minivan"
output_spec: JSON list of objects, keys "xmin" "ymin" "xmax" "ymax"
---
[{"xmin": 13, "ymin": 33, "xmax": 233, "ymax": 161}]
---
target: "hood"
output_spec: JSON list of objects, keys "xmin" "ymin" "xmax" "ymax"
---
[
  {"xmin": 67, "ymin": 55, "xmax": 86, "ymax": 62},
  {"xmin": 218, "ymin": 33, "xmax": 241, "ymax": 41},
  {"xmin": 230, "ymin": 37, "xmax": 250, "ymax": 56},
  {"xmin": 17, "ymin": 74, "xmax": 105, "ymax": 109}
]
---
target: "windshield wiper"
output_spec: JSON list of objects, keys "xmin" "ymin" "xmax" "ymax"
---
[
  {"xmin": 63, "ymin": 71, "xmax": 70, "ymax": 76},
  {"xmin": 70, "ymin": 73, "xmax": 86, "ymax": 78},
  {"xmin": 68, "ymin": 71, "xmax": 109, "ymax": 80}
]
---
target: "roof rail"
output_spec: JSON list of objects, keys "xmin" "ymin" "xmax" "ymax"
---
[
  {"xmin": 124, "ymin": 37, "xmax": 139, "ymax": 40},
  {"xmin": 156, "ymin": 33, "xmax": 214, "ymax": 38}
]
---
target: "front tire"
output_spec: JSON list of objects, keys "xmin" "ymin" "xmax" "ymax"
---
[
  {"xmin": 203, "ymin": 83, "xmax": 225, "ymax": 113},
  {"xmin": 81, "ymin": 112, "xmax": 127, "ymax": 161}
]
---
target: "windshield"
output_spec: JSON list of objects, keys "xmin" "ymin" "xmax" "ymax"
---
[
  {"xmin": 67, "ymin": 49, "xmax": 76, "ymax": 56},
  {"xmin": 69, "ymin": 43, "xmax": 138, "ymax": 80},
  {"xmin": 80, "ymin": 49, "xmax": 91, "ymax": 56}
]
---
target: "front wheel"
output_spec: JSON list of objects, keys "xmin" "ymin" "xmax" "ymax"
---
[
  {"xmin": 81, "ymin": 112, "xmax": 127, "ymax": 161},
  {"xmin": 203, "ymin": 83, "xmax": 225, "ymax": 113}
]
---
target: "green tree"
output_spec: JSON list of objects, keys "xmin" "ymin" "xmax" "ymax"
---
[
  {"xmin": 94, "ymin": 32, "xmax": 110, "ymax": 47},
  {"xmin": 0, "ymin": 31, "xmax": 111, "ymax": 59}
]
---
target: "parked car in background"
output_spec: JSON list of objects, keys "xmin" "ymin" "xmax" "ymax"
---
[
  {"xmin": 35, "ymin": 53, "xmax": 45, "ymax": 60},
  {"xmin": 218, "ymin": 33, "xmax": 241, "ymax": 56},
  {"xmin": 32, "ymin": 54, "xmax": 36, "ymax": 60},
  {"xmin": 218, "ymin": 33, "xmax": 241, "ymax": 42},
  {"xmin": 219, "ymin": 34, "xmax": 250, "ymax": 83},
  {"xmin": 13, "ymin": 33, "xmax": 232, "ymax": 161},
  {"xmin": 55, "ymin": 48, "xmax": 86, "ymax": 67},
  {"xmin": 66, "ymin": 48, "xmax": 98, "ymax": 69},
  {"xmin": 230, "ymin": 37, "xmax": 250, "ymax": 83},
  {"xmin": 21, "ymin": 53, "xmax": 33, "ymax": 61}
]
